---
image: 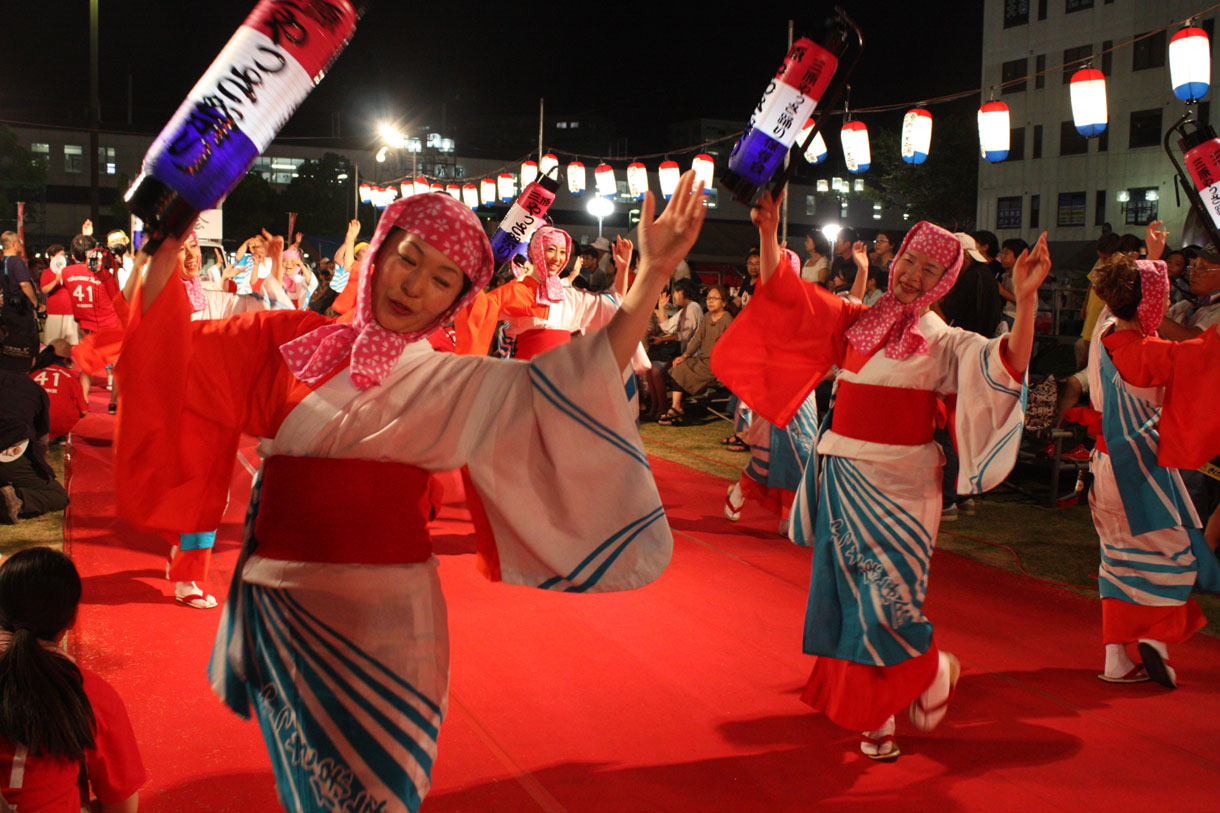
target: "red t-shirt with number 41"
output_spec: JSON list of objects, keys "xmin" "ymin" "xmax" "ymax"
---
[
  {"xmin": 30, "ymin": 364, "xmax": 87, "ymax": 437},
  {"xmin": 61, "ymin": 263, "xmax": 120, "ymax": 332}
]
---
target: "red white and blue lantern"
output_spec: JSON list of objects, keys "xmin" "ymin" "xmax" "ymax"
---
[
  {"xmin": 413, "ymin": 176, "xmax": 429, "ymax": 196},
  {"xmin": 462, "ymin": 183, "xmax": 479, "ymax": 209},
  {"xmin": 900, "ymin": 108, "xmax": 932, "ymax": 164},
  {"xmin": 1170, "ymin": 27, "xmax": 1211, "ymax": 103},
  {"xmin": 840, "ymin": 121, "xmax": 870, "ymax": 173},
  {"xmin": 692, "ymin": 153, "xmax": 714, "ymax": 193},
  {"xmin": 627, "ymin": 162, "xmax": 648, "ymax": 200},
  {"xmin": 520, "ymin": 160, "xmax": 538, "ymax": 188},
  {"xmin": 658, "ymin": 160, "xmax": 680, "ymax": 199},
  {"xmin": 497, "ymin": 173, "xmax": 515, "ymax": 202},
  {"xmin": 489, "ymin": 174, "xmax": 560, "ymax": 263},
  {"xmin": 1069, "ymin": 68, "xmax": 1108, "ymax": 137},
  {"xmin": 480, "ymin": 178, "xmax": 496, "ymax": 206},
  {"xmin": 567, "ymin": 161, "xmax": 586, "ymax": 196},
  {"xmin": 595, "ymin": 163, "xmax": 617, "ymax": 197},
  {"xmin": 539, "ymin": 153, "xmax": 559, "ymax": 179},
  {"xmin": 798, "ymin": 120, "xmax": 828, "ymax": 164},
  {"xmin": 978, "ymin": 101, "xmax": 1011, "ymax": 162},
  {"xmin": 358, "ymin": 183, "xmax": 372, "ymax": 204},
  {"xmin": 723, "ymin": 37, "xmax": 840, "ymax": 200}
]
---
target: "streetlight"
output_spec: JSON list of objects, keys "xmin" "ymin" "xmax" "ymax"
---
[{"xmin": 587, "ymin": 196, "xmax": 614, "ymax": 238}]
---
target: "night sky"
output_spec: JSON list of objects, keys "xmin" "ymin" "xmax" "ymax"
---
[{"xmin": 3, "ymin": 1, "xmax": 981, "ymax": 157}]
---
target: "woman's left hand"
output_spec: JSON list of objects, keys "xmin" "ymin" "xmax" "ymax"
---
[
  {"xmin": 613, "ymin": 235, "xmax": 634, "ymax": 270},
  {"xmin": 1012, "ymin": 231, "xmax": 1051, "ymax": 302},
  {"xmin": 637, "ymin": 170, "xmax": 707, "ymax": 278},
  {"xmin": 851, "ymin": 241, "xmax": 869, "ymax": 270},
  {"xmin": 1145, "ymin": 220, "xmax": 1168, "ymax": 262}
]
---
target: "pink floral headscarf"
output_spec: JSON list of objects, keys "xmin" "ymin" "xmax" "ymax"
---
[
  {"xmin": 280, "ymin": 193, "xmax": 494, "ymax": 389},
  {"xmin": 844, "ymin": 221, "xmax": 964, "ymax": 359},
  {"xmin": 1135, "ymin": 259, "xmax": 1169, "ymax": 336},
  {"xmin": 528, "ymin": 226, "xmax": 572, "ymax": 305},
  {"xmin": 179, "ymin": 230, "xmax": 207, "ymax": 313}
]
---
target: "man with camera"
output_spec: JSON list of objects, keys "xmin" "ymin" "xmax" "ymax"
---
[{"xmin": 1, "ymin": 230, "xmax": 42, "ymax": 372}]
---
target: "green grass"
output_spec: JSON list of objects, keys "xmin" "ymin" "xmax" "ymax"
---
[
  {"xmin": 642, "ymin": 408, "xmax": 1219, "ymax": 635},
  {"xmin": 0, "ymin": 446, "xmax": 67, "ymax": 557}
]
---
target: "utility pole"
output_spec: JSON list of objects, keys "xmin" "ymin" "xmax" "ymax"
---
[
  {"xmin": 89, "ymin": 0, "xmax": 101, "ymax": 223},
  {"xmin": 538, "ymin": 98, "xmax": 545, "ymax": 162}
]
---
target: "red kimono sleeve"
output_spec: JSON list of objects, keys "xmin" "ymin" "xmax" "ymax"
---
[
  {"xmin": 331, "ymin": 263, "xmax": 361, "ymax": 314},
  {"xmin": 1103, "ymin": 326, "xmax": 1220, "ymax": 469},
  {"xmin": 453, "ymin": 279, "xmax": 545, "ymax": 356},
  {"xmin": 114, "ymin": 278, "xmax": 327, "ymax": 534},
  {"xmin": 711, "ymin": 258, "xmax": 866, "ymax": 426}
]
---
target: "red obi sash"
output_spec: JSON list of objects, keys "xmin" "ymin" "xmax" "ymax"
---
[
  {"xmin": 830, "ymin": 381, "xmax": 938, "ymax": 446},
  {"xmin": 254, "ymin": 455, "xmax": 434, "ymax": 565},
  {"xmin": 514, "ymin": 328, "xmax": 572, "ymax": 359}
]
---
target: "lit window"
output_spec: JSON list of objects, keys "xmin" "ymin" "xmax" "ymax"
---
[
  {"xmin": 98, "ymin": 146, "xmax": 117, "ymax": 175},
  {"xmin": 31, "ymin": 143, "xmax": 49, "ymax": 166},
  {"xmin": 1057, "ymin": 191, "xmax": 1086, "ymax": 227},
  {"xmin": 64, "ymin": 144, "xmax": 83, "ymax": 173},
  {"xmin": 556, "ymin": 122, "xmax": 568, "ymax": 129},
  {"xmin": 997, "ymin": 196, "xmax": 1022, "ymax": 230},
  {"xmin": 569, "ymin": 121, "xmax": 580, "ymax": 129},
  {"xmin": 805, "ymin": 195, "xmax": 818, "ymax": 216}
]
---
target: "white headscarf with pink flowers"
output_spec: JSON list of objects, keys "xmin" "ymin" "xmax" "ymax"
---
[
  {"xmin": 843, "ymin": 221, "xmax": 964, "ymax": 359},
  {"xmin": 280, "ymin": 193, "xmax": 494, "ymax": 389},
  {"xmin": 1135, "ymin": 259, "xmax": 1169, "ymax": 336},
  {"xmin": 528, "ymin": 226, "xmax": 572, "ymax": 305}
]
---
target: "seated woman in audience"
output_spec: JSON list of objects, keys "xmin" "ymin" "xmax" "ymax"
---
[
  {"xmin": 1085, "ymin": 235, "xmax": 1220, "ymax": 689},
  {"xmin": 657, "ymin": 284, "xmax": 733, "ymax": 425},
  {"xmin": 0, "ymin": 547, "xmax": 145, "ymax": 812},
  {"xmin": 644, "ymin": 279, "xmax": 703, "ymax": 419}
]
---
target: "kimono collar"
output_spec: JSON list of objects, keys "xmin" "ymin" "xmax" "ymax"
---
[
  {"xmin": 280, "ymin": 193, "xmax": 494, "ymax": 390},
  {"xmin": 528, "ymin": 226, "xmax": 572, "ymax": 305},
  {"xmin": 843, "ymin": 221, "xmax": 963, "ymax": 359}
]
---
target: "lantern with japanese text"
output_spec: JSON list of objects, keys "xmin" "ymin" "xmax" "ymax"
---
[
  {"xmin": 498, "ymin": 173, "xmax": 515, "ymax": 202},
  {"xmin": 445, "ymin": 184, "xmax": 461, "ymax": 201},
  {"xmin": 692, "ymin": 153, "xmax": 714, "ymax": 193},
  {"xmin": 627, "ymin": 162, "xmax": 648, "ymax": 200},
  {"xmin": 1069, "ymin": 68, "xmax": 1107, "ymax": 137},
  {"xmin": 1170, "ymin": 26, "xmax": 1211, "ymax": 103},
  {"xmin": 1179, "ymin": 122, "xmax": 1220, "ymax": 233},
  {"xmin": 413, "ymin": 176, "xmax": 429, "ymax": 196},
  {"xmin": 840, "ymin": 121, "xmax": 870, "ymax": 173},
  {"xmin": 539, "ymin": 153, "xmax": 559, "ymax": 179},
  {"xmin": 358, "ymin": 183, "xmax": 372, "ymax": 203},
  {"xmin": 977, "ymin": 101, "xmax": 1011, "ymax": 162},
  {"xmin": 480, "ymin": 178, "xmax": 496, "ymax": 205},
  {"xmin": 798, "ymin": 120, "xmax": 828, "ymax": 164},
  {"xmin": 462, "ymin": 183, "xmax": 479, "ymax": 209},
  {"xmin": 521, "ymin": 160, "xmax": 538, "ymax": 188},
  {"xmin": 594, "ymin": 163, "xmax": 617, "ymax": 197},
  {"xmin": 658, "ymin": 160, "xmax": 680, "ymax": 199},
  {"xmin": 568, "ymin": 161, "xmax": 586, "ymax": 196},
  {"xmin": 490, "ymin": 175, "xmax": 560, "ymax": 263},
  {"xmin": 723, "ymin": 36, "xmax": 841, "ymax": 202},
  {"xmin": 900, "ymin": 108, "xmax": 932, "ymax": 164}
]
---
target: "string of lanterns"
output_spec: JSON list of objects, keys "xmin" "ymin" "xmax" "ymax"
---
[{"xmin": 358, "ymin": 21, "xmax": 1211, "ymax": 210}]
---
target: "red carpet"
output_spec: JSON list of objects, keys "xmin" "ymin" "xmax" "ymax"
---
[{"xmin": 63, "ymin": 395, "xmax": 1220, "ymax": 811}]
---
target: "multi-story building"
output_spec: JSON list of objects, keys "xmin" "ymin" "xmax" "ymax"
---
[{"xmin": 978, "ymin": 0, "xmax": 1215, "ymax": 247}]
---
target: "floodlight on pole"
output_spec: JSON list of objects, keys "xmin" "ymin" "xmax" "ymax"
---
[{"xmin": 587, "ymin": 195, "xmax": 615, "ymax": 237}]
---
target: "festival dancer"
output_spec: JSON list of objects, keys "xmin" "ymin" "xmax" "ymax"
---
[
  {"xmin": 712, "ymin": 190, "xmax": 1049, "ymax": 761},
  {"xmin": 115, "ymin": 176, "xmax": 706, "ymax": 812},
  {"xmin": 722, "ymin": 251, "xmax": 820, "ymax": 537},
  {"xmin": 1086, "ymin": 247, "xmax": 1220, "ymax": 688}
]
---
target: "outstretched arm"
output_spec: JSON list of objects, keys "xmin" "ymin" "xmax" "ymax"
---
[
  {"xmin": 848, "ymin": 241, "xmax": 869, "ymax": 302},
  {"xmin": 1004, "ymin": 231, "xmax": 1051, "ymax": 374},
  {"xmin": 612, "ymin": 235, "xmax": 634, "ymax": 297},
  {"xmin": 752, "ymin": 189, "xmax": 782, "ymax": 286},
  {"xmin": 1145, "ymin": 220, "xmax": 1167, "ymax": 263},
  {"xmin": 605, "ymin": 170, "xmax": 706, "ymax": 369}
]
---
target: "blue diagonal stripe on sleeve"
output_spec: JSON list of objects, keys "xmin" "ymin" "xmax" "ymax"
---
[
  {"xmin": 538, "ymin": 506, "xmax": 666, "ymax": 591},
  {"xmin": 531, "ymin": 366, "xmax": 649, "ymax": 467},
  {"xmin": 980, "ymin": 344, "xmax": 1022, "ymax": 397}
]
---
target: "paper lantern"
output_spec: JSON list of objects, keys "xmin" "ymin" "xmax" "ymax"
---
[
  {"xmin": 413, "ymin": 176, "xmax": 429, "ymax": 196},
  {"xmin": 658, "ymin": 160, "xmax": 680, "ymax": 199},
  {"xmin": 692, "ymin": 153, "xmax": 714, "ymax": 193},
  {"xmin": 386, "ymin": 186, "xmax": 399, "ymax": 203},
  {"xmin": 900, "ymin": 109, "xmax": 932, "ymax": 164},
  {"xmin": 498, "ymin": 173, "xmax": 515, "ymax": 202},
  {"xmin": 977, "ymin": 101, "xmax": 1011, "ymax": 162},
  {"xmin": 445, "ymin": 183, "xmax": 461, "ymax": 201},
  {"xmin": 480, "ymin": 178, "xmax": 496, "ymax": 205},
  {"xmin": 1069, "ymin": 68, "xmax": 1108, "ymax": 137},
  {"xmin": 358, "ymin": 183, "xmax": 372, "ymax": 203},
  {"xmin": 521, "ymin": 160, "xmax": 538, "ymax": 188},
  {"xmin": 594, "ymin": 163, "xmax": 617, "ymax": 197},
  {"xmin": 840, "ymin": 121, "xmax": 870, "ymax": 174},
  {"xmin": 430, "ymin": 182, "xmax": 444, "ymax": 194},
  {"xmin": 1170, "ymin": 27, "xmax": 1211, "ymax": 102},
  {"xmin": 400, "ymin": 181, "xmax": 414, "ymax": 199},
  {"xmin": 568, "ymin": 161, "xmax": 586, "ymax": 196},
  {"xmin": 458, "ymin": 183, "xmax": 478, "ymax": 208},
  {"xmin": 539, "ymin": 153, "xmax": 559, "ymax": 179},
  {"xmin": 627, "ymin": 162, "xmax": 648, "ymax": 200},
  {"xmin": 798, "ymin": 120, "xmax": 828, "ymax": 164}
]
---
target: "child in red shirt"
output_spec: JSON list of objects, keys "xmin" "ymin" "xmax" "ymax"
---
[{"xmin": 30, "ymin": 342, "xmax": 88, "ymax": 439}]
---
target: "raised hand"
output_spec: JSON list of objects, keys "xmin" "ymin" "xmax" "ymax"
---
[
  {"xmin": 81, "ymin": 219, "xmax": 93, "ymax": 237},
  {"xmin": 1012, "ymin": 231, "xmax": 1051, "ymax": 302},
  {"xmin": 638, "ymin": 169, "xmax": 707, "ymax": 279},
  {"xmin": 346, "ymin": 219, "xmax": 361, "ymax": 241},
  {"xmin": 851, "ymin": 240, "xmax": 870, "ymax": 270},
  {"xmin": 1145, "ymin": 220, "xmax": 1168, "ymax": 262},
  {"xmin": 264, "ymin": 230, "xmax": 284, "ymax": 262},
  {"xmin": 613, "ymin": 235, "xmax": 634, "ymax": 270},
  {"xmin": 750, "ymin": 189, "xmax": 782, "ymax": 237},
  {"xmin": 657, "ymin": 290, "xmax": 671, "ymax": 309}
]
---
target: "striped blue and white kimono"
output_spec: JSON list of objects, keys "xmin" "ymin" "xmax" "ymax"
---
[
  {"xmin": 736, "ymin": 392, "xmax": 820, "ymax": 513},
  {"xmin": 789, "ymin": 313, "xmax": 1026, "ymax": 667},
  {"xmin": 1087, "ymin": 314, "xmax": 1220, "ymax": 611},
  {"xmin": 208, "ymin": 330, "xmax": 671, "ymax": 813}
]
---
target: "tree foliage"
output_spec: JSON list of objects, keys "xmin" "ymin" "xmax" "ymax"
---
[
  {"xmin": 867, "ymin": 109, "xmax": 980, "ymax": 232},
  {"xmin": 0, "ymin": 124, "xmax": 48, "ymax": 223}
]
